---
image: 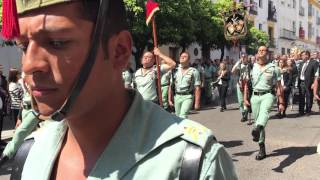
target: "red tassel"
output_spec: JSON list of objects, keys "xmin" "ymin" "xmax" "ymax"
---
[{"xmin": 1, "ymin": 0, "xmax": 20, "ymax": 40}]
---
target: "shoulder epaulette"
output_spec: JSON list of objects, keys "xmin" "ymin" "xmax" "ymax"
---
[{"xmin": 179, "ymin": 119, "xmax": 216, "ymax": 149}]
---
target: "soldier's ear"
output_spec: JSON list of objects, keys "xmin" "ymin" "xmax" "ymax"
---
[{"xmin": 107, "ymin": 31, "xmax": 132, "ymax": 70}]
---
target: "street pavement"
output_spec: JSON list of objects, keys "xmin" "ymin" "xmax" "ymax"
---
[
  {"xmin": 0, "ymin": 98, "xmax": 319, "ymax": 179},
  {"xmin": 190, "ymin": 100, "xmax": 320, "ymax": 180}
]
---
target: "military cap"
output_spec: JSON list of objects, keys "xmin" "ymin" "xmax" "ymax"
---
[
  {"xmin": 1, "ymin": 0, "xmax": 77, "ymax": 40},
  {"xmin": 16, "ymin": 0, "xmax": 75, "ymax": 14}
]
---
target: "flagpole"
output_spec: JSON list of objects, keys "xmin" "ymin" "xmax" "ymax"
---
[{"xmin": 152, "ymin": 16, "xmax": 163, "ymax": 107}]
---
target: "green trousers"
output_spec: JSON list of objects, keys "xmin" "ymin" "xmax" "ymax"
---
[
  {"xmin": 174, "ymin": 94, "xmax": 194, "ymax": 118},
  {"xmin": 251, "ymin": 93, "xmax": 275, "ymax": 144},
  {"xmin": 2, "ymin": 109, "xmax": 39, "ymax": 158},
  {"xmin": 236, "ymin": 85, "xmax": 248, "ymax": 113},
  {"xmin": 161, "ymin": 85, "xmax": 169, "ymax": 109}
]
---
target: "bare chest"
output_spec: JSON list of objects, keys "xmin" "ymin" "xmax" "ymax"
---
[{"xmin": 50, "ymin": 150, "xmax": 95, "ymax": 180}]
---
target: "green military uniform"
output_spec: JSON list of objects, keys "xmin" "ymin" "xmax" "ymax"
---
[
  {"xmin": 234, "ymin": 62, "xmax": 251, "ymax": 116},
  {"xmin": 161, "ymin": 70, "xmax": 171, "ymax": 109},
  {"xmin": 22, "ymin": 91, "xmax": 237, "ymax": 180},
  {"xmin": 122, "ymin": 69, "xmax": 133, "ymax": 89},
  {"xmin": 251, "ymin": 62, "xmax": 281, "ymax": 144},
  {"xmin": 14, "ymin": 1, "xmax": 237, "ymax": 179},
  {"xmin": 173, "ymin": 65, "xmax": 201, "ymax": 118},
  {"xmin": 134, "ymin": 65, "xmax": 166, "ymax": 103},
  {"xmin": 2, "ymin": 91, "xmax": 39, "ymax": 159},
  {"xmin": 203, "ymin": 64, "xmax": 216, "ymax": 103}
]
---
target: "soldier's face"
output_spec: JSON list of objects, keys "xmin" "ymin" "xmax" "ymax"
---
[
  {"xmin": 17, "ymin": 3, "xmax": 132, "ymax": 116},
  {"xmin": 179, "ymin": 53, "xmax": 190, "ymax": 65},
  {"xmin": 141, "ymin": 52, "xmax": 155, "ymax": 68},
  {"xmin": 257, "ymin": 47, "xmax": 267, "ymax": 59}
]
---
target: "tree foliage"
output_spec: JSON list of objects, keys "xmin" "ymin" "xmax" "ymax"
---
[{"xmin": 241, "ymin": 24, "xmax": 270, "ymax": 55}]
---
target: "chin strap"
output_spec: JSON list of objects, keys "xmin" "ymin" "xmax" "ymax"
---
[{"xmin": 32, "ymin": 0, "xmax": 110, "ymax": 121}]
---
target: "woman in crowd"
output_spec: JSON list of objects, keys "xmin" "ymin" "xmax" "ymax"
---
[
  {"xmin": 8, "ymin": 69, "xmax": 23, "ymax": 124},
  {"xmin": 277, "ymin": 58, "xmax": 293, "ymax": 118},
  {"xmin": 216, "ymin": 62, "xmax": 231, "ymax": 112}
]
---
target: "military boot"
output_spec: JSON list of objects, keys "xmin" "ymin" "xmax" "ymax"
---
[
  {"xmin": 243, "ymin": 111, "xmax": 248, "ymax": 122},
  {"xmin": 255, "ymin": 143, "xmax": 266, "ymax": 160},
  {"xmin": 251, "ymin": 125, "xmax": 263, "ymax": 142},
  {"xmin": 240, "ymin": 112, "xmax": 245, "ymax": 122}
]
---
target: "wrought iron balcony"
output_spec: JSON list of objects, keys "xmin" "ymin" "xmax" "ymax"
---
[
  {"xmin": 299, "ymin": 7, "xmax": 305, "ymax": 16},
  {"xmin": 268, "ymin": 1, "xmax": 277, "ymax": 22},
  {"xmin": 249, "ymin": 1, "xmax": 258, "ymax": 15},
  {"xmin": 280, "ymin": 29, "xmax": 296, "ymax": 40},
  {"xmin": 316, "ymin": 36, "xmax": 320, "ymax": 44}
]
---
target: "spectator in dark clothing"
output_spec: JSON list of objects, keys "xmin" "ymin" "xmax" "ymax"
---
[
  {"xmin": 297, "ymin": 51, "xmax": 319, "ymax": 116},
  {"xmin": 216, "ymin": 62, "xmax": 231, "ymax": 112},
  {"xmin": 277, "ymin": 58, "xmax": 293, "ymax": 118}
]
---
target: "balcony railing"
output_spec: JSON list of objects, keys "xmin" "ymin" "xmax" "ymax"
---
[
  {"xmin": 280, "ymin": 29, "xmax": 296, "ymax": 40},
  {"xmin": 299, "ymin": 27, "xmax": 305, "ymax": 39},
  {"xmin": 268, "ymin": 1, "xmax": 277, "ymax": 22},
  {"xmin": 299, "ymin": 7, "xmax": 305, "ymax": 16},
  {"xmin": 249, "ymin": 1, "xmax": 258, "ymax": 15},
  {"xmin": 317, "ymin": 36, "xmax": 320, "ymax": 44},
  {"xmin": 308, "ymin": 5, "xmax": 313, "ymax": 17}
]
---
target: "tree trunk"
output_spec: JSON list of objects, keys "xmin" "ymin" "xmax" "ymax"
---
[
  {"xmin": 133, "ymin": 47, "xmax": 145, "ymax": 69},
  {"xmin": 201, "ymin": 45, "xmax": 211, "ymax": 60},
  {"xmin": 220, "ymin": 46, "xmax": 224, "ymax": 62}
]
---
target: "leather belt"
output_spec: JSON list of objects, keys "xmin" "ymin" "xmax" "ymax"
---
[
  {"xmin": 23, "ymin": 104, "xmax": 32, "ymax": 110},
  {"xmin": 253, "ymin": 91, "xmax": 272, "ymax": 96},
  {"xmin": 176, "ymin": 92, "xmax": 193, "ymax": 95}
]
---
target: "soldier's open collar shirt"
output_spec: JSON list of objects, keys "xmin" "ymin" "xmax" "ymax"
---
[{"xmin": 22, "ymin": 91, "xmax": 237, "ymax": 180}]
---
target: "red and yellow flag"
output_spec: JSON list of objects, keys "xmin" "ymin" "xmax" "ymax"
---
[{"xmin": 146, "ymin": 0, "xmax": 159, "ymax": 26}]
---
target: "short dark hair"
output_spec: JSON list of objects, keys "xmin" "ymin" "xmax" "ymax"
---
[
  {"xmin": 8, "ymin": 69, "xmax": 19, "ymax": 83},
  {"xmin": 301, "ymin": 50, "xmax": 310, "ymax": 57},
  {"xmin": 80, "ymin": 0, "xmax": 128, "ymax": 44}
]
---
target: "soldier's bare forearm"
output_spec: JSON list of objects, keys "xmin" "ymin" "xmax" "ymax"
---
[{"xmin": 194, "ymin": 86, "xmax": 201, "ymax": 106}]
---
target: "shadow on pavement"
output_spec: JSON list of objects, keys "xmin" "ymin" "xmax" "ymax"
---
[
  {"xmin": 224, "ymin": 107, "xmax": 239, "ymax": 111},
  {"xmin": 219, "ymin": 140, "xmax": 243, "ymax": 148},
  {"xmin": 233, "ymin": 150, "xmax": 258, "ymax": 157},
  {"xmin": 268, "ymin": 146, "xmax": 317, "ymax": 173}
]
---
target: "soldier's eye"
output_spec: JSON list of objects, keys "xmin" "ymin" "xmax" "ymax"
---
[{"xmin": 49, "ymin": 40, "xmax": 69, "ymax": 49}]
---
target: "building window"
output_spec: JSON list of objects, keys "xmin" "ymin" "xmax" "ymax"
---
[
  {"xmin": 287, "ymin": 49, "xmax": 291, "ymax": 54},
  {"xmin": 293, "ymin": 0, "xmax": 296, "ymax": 8},
  {"xmin": 281, "ymin": 48, "xmax": 286, "ymax": 55},
  {"xmin": 293, "ymin": 21, "xmax": 296, "ymax": 32},
  {"xmin": 259, "ymin": 23, "xmax": 262, "ymax": 30},
  {"xmin": 259, "ymin": 0, "xmax": 263, "ymax": 8}
]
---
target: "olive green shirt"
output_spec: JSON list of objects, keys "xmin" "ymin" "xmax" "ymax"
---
[
  {"xmin": 161, "ymin": 70, "xmax": 171, "ymax": 86},
  {"xmin": 251, "ymin": 62, "xmax": 281, "ymax": 91},
  {"xmin": 134, "ymin": 65, "xmax": 166, "ymax": 101},
  {"xmin": 22, "ymin": 91, "xmax": 237, "ymax": 180},
  {"xmin": 174, "ymin": 66, "xmax": 201, "ymax": 94}
]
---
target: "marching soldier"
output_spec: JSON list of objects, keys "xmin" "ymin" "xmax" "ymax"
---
[
  {"xmin": 244, "ymin": 46, "xmax": 285, "ymax": 160},
  {"xmin": 134, "ymin": 48, "xmax": 176, "ymax": 104},
  {"xmin": 169, "ymin": 52, "xmax": 201, "ymax": 118},
  {"xmin": 2, "ymin": 0, "xmax": 237, "ymax": 179},
  {"xmin": 160, "ymin": 70, "xmax": 171, "ymax": 110},
  {"xmin": 231, "ymin": 53, "xmax": 251, "ymax": 122},
  {"xmin": 203, "ymin": 59, "xmax": 216, "ymax": 105}
]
